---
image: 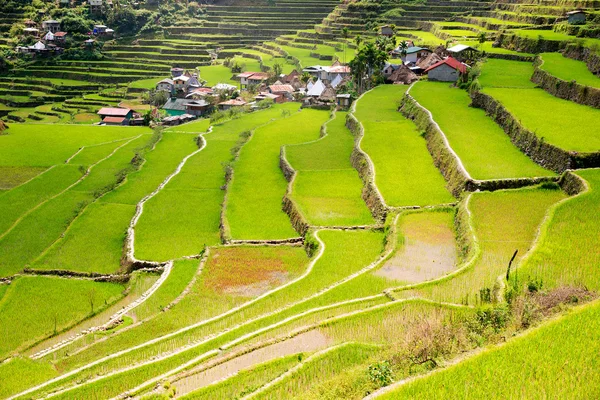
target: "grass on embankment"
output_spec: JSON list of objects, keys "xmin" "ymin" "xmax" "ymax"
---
[
  {"xmin": 539, "ymin": 53, "xmax": 600, "ymax": 89},
  {"xmin": 379, "ymin": 300, "xmax": 600, "ymax": 399},
  {"xmin": 410, "ymin": 82, "xmax": 553, "ymax": 180},
  {"xmin": 0, "ymin": 276, "xmax": 124, "ymax": 358},
  {"xmin": 479, "ymin": 59, "xmax": 600, "ymax": 152},
  {"xmin": 516, "ymin": 169, "xmax": 600, "ymax": 291},
  {"xmin": 0, "ymin": 357, "xmax": 58, "ymax": 399},
  {"xmin": 286, "ymin": 111, "xmax": 374, "ymax": 226},
  {"xmin": 136, "ymin": 105, "xmax": 298, "ymax": 260},
  {"xmin": 227, "ymin": 107, "xmax": 328, "ymax": 240},
  {"xmin": 354, "ymin": 85, "xmax": 454, "ymax": 207}
]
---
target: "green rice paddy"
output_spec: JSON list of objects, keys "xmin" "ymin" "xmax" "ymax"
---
[
  {"xmin": 354, "ymin": 85, "xmax": 454, "ymax": 207},
  {"xmin": 411, "ymin": 81, "xmax": 553, "ymax": 179}
]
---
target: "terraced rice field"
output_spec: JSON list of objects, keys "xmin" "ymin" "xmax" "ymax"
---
[
  {"xmin": 286, "ymin": 111, "xmax": 374, "ymax": 226},
  {"xmin": 2, "ymin": 0, "xmax": 600, "ymax": 397},
  {"xmin": 410, "ymin": 81, "xmax": 553, "ymax": 180},
  {"xmin": 538, "ymin": 52, "xmax": 600, "ymax": 88},
  {"xmin": 353, "ymin": 85, "xmax": 454, "ymax": 207},
  {"xmin": 479, "ymin": 59, "xmax": 600, "ymax": 152}
]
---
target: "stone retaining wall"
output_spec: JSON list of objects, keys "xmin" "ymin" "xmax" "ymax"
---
[
  {"xmin": 345, "ymin": 113, "xmax": 387, "ymax": 222},
  {"xmin": 532, "ymin": 57, "xmax": 600, "ymax": 108},
  {"xmin": 399, "ymin": 94, "xmax": 469, "ymax": 196},
  {"xmin": 279, "ymin": 147, "xmax": 311, "ymax": 236},
  {"xmin": 494, "ymin": 33, "xmax": 564, "ymax": 54},
  {"xmin": 470, "ymin": 91, "xmax": 600, "ymax": 172},
  {"xmin": 558, "ymin": 169, "xmax": 588, "ymax": 196}
]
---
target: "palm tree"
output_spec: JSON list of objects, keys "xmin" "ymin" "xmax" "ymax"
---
[
  {"xmin": 354, "ymin": 34, "xmax": 362, "ymax": 49},
  {"xmin": 399, "ymin": 40, "xmax": 409, "ymax": 61}
]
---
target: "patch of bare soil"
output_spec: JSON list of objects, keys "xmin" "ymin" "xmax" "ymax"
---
[
  {"xmin": 173, "ymin": 330, "xmax": 331, "ymax": 397},
  {"xmin": 223, "ymin": 271, "xmax": 290, "ymax": 297},
  {"xmin": 375, "ymin": 213, "xmax": 458, "ymax": 283}
]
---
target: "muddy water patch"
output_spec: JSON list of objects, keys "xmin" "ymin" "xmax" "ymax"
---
[
  {"xmin": 172, "ymin": 330, "xmax": 330, "ymax": 396},
  {"xmin": 375, "ymin": 211, "xmax": 457, "ymax": 283}
]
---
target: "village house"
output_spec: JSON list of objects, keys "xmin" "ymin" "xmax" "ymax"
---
[
  {"xmin": 281, "ymin": 70, "xmax": 299, "ymax": 84},
  {"xmin": 17, "ymin": 41, "xmax": 62, "ymax": 56},
  {"xmin": 186, "ymin": 87, "xmax": 214, "ymax": 99},
  {"xmin": 336, "ymin": 93, "xmax": 351, "ymax": 109},
  {"xmin": 388, "ymin": 64, "xmax": 419, "ymax": 84},
  {"xmin": 236, "ymin": 72, "xmax": 270, "ymax": 89},
  {"xmin": 218, "ymin": 98, "xmax": 247, "ymax": 110},
  {"xmin": 566, "ymin": 9, "xmax": 587, "ymax": 24},
  {"xmin": 184, "ymin": 99, "xmax": 211, "ymax": 116},
  {"xmin": 172, "ymin": 75, "xmax": 189, "ymax": 91},
  {"xmin": 380, "ymin": 25, "xmax": 394, "ymax": 37},
  {"xmin": 84, "ymin": 39, "xmax": 95, "ymax": 48},
  {"xmin": 425, "ymin": 56, "xmax": 468, "ymax": 82},
  {"xmin": 42, "ymin": 20, "xmax": 61, "ymax": 33},
  {"xmin": 93, "ymin": 25, "xmax": 114, "ymax": 37},
  {"xmin": 446, "ymin": 44, "xmax": 479, "ymax": 62},
  {"xmin": 23, "ymin": 27, "xmax": 39, "ymax": 36},
  {"xmin": 382, "ymin": 63, "xmax": 402, "ymax": 79},
  {"xmin": 171, "ymin": 67, "xmax": 184, "ymax": 78},
  {"xmin": 398, "ymin": 46, "xmax": 432, "ymax": 64},
  {"xmin": 89, "ymin": 0, "xmax": 103, "ymax": 13},
  {"xmin": 53, "ymin": 32, "xmax": 67, "ymax": 44},
  {"xmin": 162, "ymin": 98, "xmax": 189, "ymax": 116},
  {"xmin": 156, "ymin": 78, "xmax": 175, "ymax": 95},
  {"xmin": 306, "ymin": 78, "xmax": 326, "ymax": 97},
  {"xmin": 303, "ymin": 62, "xmax": 351, "ymax": 84},
  {"xmin": 254, "ymin": 92, "xmax": 282, "ymax": 103},
  {"xmin": 97, "ymin": 107, "xmax": 134, "ymax": 124},
  {"xmin": 267, "ymin": 84, "xmax": 294, "ymax": 101}
]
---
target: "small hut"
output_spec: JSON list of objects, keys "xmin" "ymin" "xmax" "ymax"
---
[
  {"xmin": 388, "ymin": 64, "xmax": 419, "ymax": 85},
  {"xmin": 417, "ymin": 53, "xmax": 443, "ymax": 71},
  {"xmin": 319, "ymin": 85, "xmax": 337, "ymax": 103}
]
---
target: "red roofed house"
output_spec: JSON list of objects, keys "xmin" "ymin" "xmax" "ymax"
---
[
  {"xmin": 424, "ymin": 57, "xmax": 468, "ymax": 82},
  {"xmin": 53, "ymin": 32, "xmax": 67, "ymax": 43},
  {"xmin": 97, "ymin": 107, "xmax": 133, "ymax": 124}
]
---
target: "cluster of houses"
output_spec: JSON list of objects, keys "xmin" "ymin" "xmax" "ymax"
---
[
  {"xmin": 384, "ymin": 42, "xmax": 476, "ymax": 83},
  {"xmin": 16, "ymin": 19, "xmax": 114, "ymax": 55}
]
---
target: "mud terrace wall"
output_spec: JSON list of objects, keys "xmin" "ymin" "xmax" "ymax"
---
[
  {"xmin": 470, "ymin": 91, "xmax": 600, "ymax": 172},
  {"xmin": 532, "ymin": 57, "xmax": 600, "ymax": 108},
  {"xmin": 345, "ymin": 113, "xmax": 388, "ymax": 221}
]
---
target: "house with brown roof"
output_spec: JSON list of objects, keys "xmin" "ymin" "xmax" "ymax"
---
[
  {"xmin": 218, "ymin": 98, "xmax": 247, "ymax": 110},
  {"xmin": 53, "ymin": 32, "xmax": 67, "ymax": 43},
  {"xmin": 268, "ymin": 84, "xmax": 294, "ymax": 101},
  {"xmin": 424, "ymin": 57, "xmax": 468, "ymax": 82},
  {"xmin": 255, "ymin": 92, "xmax": 282, "ymax": 103},
  {"xmin": 97, "ymin": 107, "xmax": 133, "ymax": 124}
]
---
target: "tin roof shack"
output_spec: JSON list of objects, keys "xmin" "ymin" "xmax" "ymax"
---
[
  {"xmin": 97, "ymin": 107, "xmax": 133, "ymax": 123},
  {"xmin": 380, "ymin": 25, "xmax": 394, "ymax": 37},
  {"xmin": 268, "ymin": 84, "xmax": 294, "ymax": 101},
  {"xmin": 566, "ymin": 10, "xmax": 587, "ymax": 24},
  {"xmin": 396, "ymin": 46, "xmax": 432, "ymax": 64},
  {"xmin": 185, "ymin": 100, "xmax": 211, "ymax": 116},
  {"xmin": 255, "ymin": 92, "xmax": 282, "ymax": 103},
  {"xmin": 23, "ymin": 27, "xmax": 39, "ymax": 36},
  {"xmin": 336, "ymin": 93, "xmax": 351, "ymax": 109},
  {"xmin": 218, "ymin": 98, "xmax": 247, "ymax": 110},
  {"xmin": 53, "ymin": 32, "xmax": 67, "ymax": 43},
  {"xmin": 156, "ymin": 78, "xmax": 175, "ymax": 95},
  {"xmin": 446, "ymin": 44, "xmax": 479, "ymax": 63},
  {"xmin": 425, "ymin": 57, "xmax": 468, "ymax": 82},
  {"xmin": 42, "ymin": 20, "xmax": 61, "ymax": 33},
  {"xmin": 162, "ymin": 98, "xmax": 189, "ymax": 116}
]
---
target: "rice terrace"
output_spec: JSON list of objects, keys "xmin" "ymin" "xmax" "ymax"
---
[{"xmin": 0, "ymin": 0, "xmax": 600, "ymax": 397}]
